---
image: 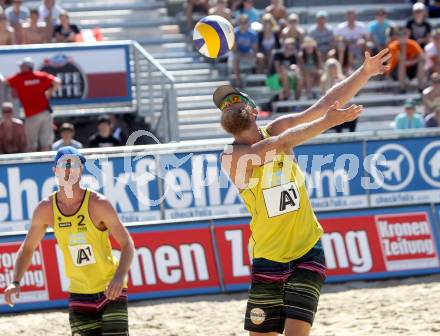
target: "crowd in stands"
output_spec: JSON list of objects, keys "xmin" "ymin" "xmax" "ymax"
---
[
  {"xmin": 185, "ymin": 0, "xmax": 440, "ymax": 133},
  {"xmin": 0, "ymin": 0, "xmax": 80, "ymax": 45}
]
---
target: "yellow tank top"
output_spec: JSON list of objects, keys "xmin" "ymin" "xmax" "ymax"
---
[
  {"xmin": 52, "ymin": 189, "xmax": 120, "ymax": 294},
  {"xmin": 240, "ymin": 127, "xmax": 324, "ymax": 262}
]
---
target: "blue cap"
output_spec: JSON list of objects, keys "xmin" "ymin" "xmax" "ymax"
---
[{"xmin": 54, "ymin": 146, "xmax": 86, "ymax": 166}]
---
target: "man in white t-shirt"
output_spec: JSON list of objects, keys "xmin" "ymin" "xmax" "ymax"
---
[
  {"xmin": 425, "ymin": 28, "xmax": 440, "ymax": 74},
  {"xmin": 336, "ymin": 10, "xmax": 368, "ymax": 67},
  {"xmin": 38, "ymin": 0, "xmax": 64, "ymax": 30}
]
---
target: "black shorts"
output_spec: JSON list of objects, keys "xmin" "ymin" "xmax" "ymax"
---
[
  {"xmin": 244, "ymin": 240, "xmax": 326, "ymax": 334},
  {"xmin": 391, "ymin": 64, "xmax": 418, "ymax": 80},
  {"xmin": 69, "ymin": 289, "xmax": 129, "ymax": 336}
]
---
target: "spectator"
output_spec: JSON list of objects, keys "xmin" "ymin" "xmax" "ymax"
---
[
  {"xmin": 229, "ymin": 15, "xmax": 257, "ymax": 87},
  {"xmin": 22, "ymin": 8, "xmax": 49, "ymax": 44},
  {"xmin": 309, "ymin": 10, "xmax": 335, "ymax": 60},
  {"xmin": 425, "ymin": 106, "xmax": 440, "ymax": 127},
  {"xmin": 336, "ymin": 10, "xmax": 368, "ymax": 68},
  {"xmin": 425, "ymin": 28, "xmax": 440, "ymax": 74},
  {"xmin": 406, "ymin": 2, "xmax": 432, "ymax": 48},
  {"xmin": 264, "ymin": 0, "xmax": 287, "ymax": 24},
  {"xmin": 423, "ymin": 72, "xmax": 440, "ymax": 115},
  {"xmin": 280, "ymin": 13, "xmax": 304, "ymax": 51},
  {"xmin": 110, "ymin": 114, "xmax": 128, "ymax": 144},
  {"xmin": 234, "ymin": 0, "xmax": 260, "ymax": 24},
  {"xmin": 208, "ymin": 0, "xmax": 231, "ymax": 21},
  {"xmin": 428, "ymin": 0, "xmax": 440, "ymax": 18},
  {"xmin": 38, "ymin": 0, "xmax": 63, "ymax": 26},
  {"xmin": 299, "ymin": 37, "xmax": 322, "ymax": 99},
  {"xmin": 0, "ymin": 57, "xmax": 61, "ymax": 152},
  {"xmin": 0, "ymin": 102, "xmax": 26, "ymax": 154},
  {"xmin": 52, "ymin": 122, "xmax": 83, "ymax": 150},
  {"xmin": 328, "ymin": 35, "xmax": 353, "ymax": 76},
  {"xmin": 394, "ymin": 98, "xmax": 425, "ymax": 129},
  {"xmin": 368, "ymin": 8, "xmax": 393, "ymax": 53},
  {"xmin": 88, "ymin": 115, "xmax": 122, "ymax": 148},
  {"xmin": 256, "ymin": 13, "xmax": 280, "ymax": 74},
  {"xmin": 0, "ymin": 11, "xmax": 15, "ymax": 45},
  {"xmin": 320, "ymin": 58, "xmax": 345, "ymax": 94},
  {"xmin": 5, "ymin": 0, "xmax": 29, "ymax": 43},
  {"xmin": 266, "ymin": 37, "xmax": 302, "ymax": 100},
  {"xmin": 386, "ymin": 27, "xmax": 425, "ymax": 93},
  {"xmin": 53, "ymin": 12, "xmax": 79, "ymax": 43},
  {"xmin": 186, "ymin": 0, "xmax": 209, "ymax": 31}
]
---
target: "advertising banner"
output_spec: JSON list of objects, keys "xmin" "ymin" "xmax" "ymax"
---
[
  {"xmin": 0, "ymin": 222, "xmax": 221, "ymax": 313},
  {"xmin": 366, "ymin": 137, "xmax": 440, "ymax": 206},
  {"xmin": 212, "ymin": 205, "xmax": 440, "ymax": 288},
  {"xmin": 0, "ymin": 155, "xmax": 161, "ymax": 232},
  {"xmin": 0, "ymin": 43, "xmax": 132, "ymax": 105}
]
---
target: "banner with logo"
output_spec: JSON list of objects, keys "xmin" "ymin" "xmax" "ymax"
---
[
  {"xmin": 1, "ymin": 205, "xmax": 440, "ymax": 313},
  {"xmin": 2, "ymin": 135, "xmax": 440, "ymax": 233},
  {"xmin": 0, "ymin": 221, "xmax": 221, "ymax": 313},
  {"xmin": 0, "ymin": 42, "xmax": 132, "ymax": 105}
]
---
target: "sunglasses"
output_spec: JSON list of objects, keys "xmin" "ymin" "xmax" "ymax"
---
[
  {"xmin": 220, "ymin": 94, "xmax": 250, "ymax": 110},
  {"xmin": 57, "ymin": 161, "xmax": 82, "ymax": 169}
]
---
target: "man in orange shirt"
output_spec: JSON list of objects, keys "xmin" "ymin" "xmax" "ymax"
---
[{"xmin": 387, "ymin": 27, "xmax": 425, "ymax": 92}]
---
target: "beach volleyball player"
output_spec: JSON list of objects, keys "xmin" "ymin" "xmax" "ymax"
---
[
  {"xmin": 4, "ymin": 147, "xmax": 135, "ymax": 336},
  {"xmin": 216, "ymin": 49, "xmax": 390, "ymax": 335}
]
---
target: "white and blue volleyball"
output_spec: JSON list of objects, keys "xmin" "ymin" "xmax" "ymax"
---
[{"xmin": 193, "ymin": 15, "xmax": 235, "ymax": 58}]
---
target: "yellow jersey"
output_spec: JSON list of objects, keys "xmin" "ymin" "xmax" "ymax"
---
[
  {"xmin": 240, "ymin": 127, "xmax": 324, "ymax": 262},
  {"xmin": 52, "ymin": 189, "xmax": 120, "ymax": 294}
]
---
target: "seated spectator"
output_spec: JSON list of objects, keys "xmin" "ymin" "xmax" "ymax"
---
[
  {"xmin": 328, "ymin": 35, "xmax": 353, "ymax": 75},
  {"xmin": 425, "ymin": 107, "xmax": 440, "ymax": 127},
  {"xmin": 110, "ymin": 114, "xmax": 128, "ymax": 144},
  {"xmin": 299, "ymin": 37, "xmax": 322, "ymax": 99},
  {"xmin": 22, "ymin": 8, "xmax": 49, "ymax": 44},
  {"xmin": 0, "ymin": 102, "xmax": 26, "ymax": 154},
  {"xmin": 280, "ymin": 13, "xmax": 304, "ymax": 51},
  {"xmin": 336, "ymin": 10, "xmax": 368, "ymax": 70},
  {"xmin": 394, "ymin": 98, "xmax": 425, "ymax": 129},
  {"xmin": 407, "ymin": 2, "xmax": 432, "ymax": 48},
  {"xmin": 264, "ymin": 0, "xmax": 287, "ymax": 24},
  {"xmin": 309, "ymin": 10, "xmax": 335, "ymax": 60},
  {"xmin": 256, "ymin": 13, "xmax": 280, "ymax": 74},
  {"xmin": 5, "ymin": 0, "xmax": 29, "ymax": 43},
  {"xmin": 88, "ymin": 115, "xmax": 122, "ymax": 148},
  {"xmin": 423, "ymin": 72, "xmax": 440, "ymax": 115},
  {"xmin": 208, "ymin": 0, "xmax": 231, "ymax": 21},
  {"xmin": 368, "ymin": 8, "xmax": 393, "ymax": 53},
  {"xmin": 425, "ymin": 28, "xmax": 440, "ymax": 74},
  {"xmin": 234, "ymin": 0, "xmax": 260, "ymax": 24},
  {"xmin": 320, "ymin": 58, "xmax": 345, "ymax": 93},
  {"xmin": 53, "ymin": 12, "xmax": 79, "ymax": 43},
  {"xmin": 0, "ymin": 11, "xmax": 15, "ymax": 45},
  {"xmin": 386, "ymin": 27, "xmax": 425, "ymax": 92},
  {"xmin": 229, "ymin": 15, "xmax": 257, "ymax": 87},
  {"xmin": 39, "ymin": 0, "xmax": 63, "ymax": 26},
  {"xmin": 266, "ymin": 37, "xmax": 302, "ymax": 100},
  {"xmin": 52, "ymin": 122, "xmax": 83, "ymax": 150},
  {"xmin": 186, "ymin": 0, "xmax": 209, "ymax": 31}
]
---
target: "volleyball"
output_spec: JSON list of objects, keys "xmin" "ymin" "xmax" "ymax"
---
[{"xmin": 193, "ymin": 15, "xmax": 235, "ymax": 59}]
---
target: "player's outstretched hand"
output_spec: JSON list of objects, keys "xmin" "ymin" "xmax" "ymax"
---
[
  {"xmin": 325, "ymin": 101, "xmax": 363, "ymax": 126},
  {"xmin": 4, "ymin": 283, "xmax": 20, "ymax": 307},
  {"xmin": 363, "ymin": 48, "xmax": 392, "ymax": 77}
]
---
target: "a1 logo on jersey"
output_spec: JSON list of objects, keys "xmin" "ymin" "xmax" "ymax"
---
[
  {"xmin": 262, "ymin": 181, "xmax": 300, "ymax": 217},
  {"xmin": 68, "ymin": 244, "xmax": 97, "ymax": 266}
]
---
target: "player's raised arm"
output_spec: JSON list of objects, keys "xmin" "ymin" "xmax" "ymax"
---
[
  {"xmin": 267, "ymin": 49, "xmax": 391, "ymax": 135},
  {"xmin": 222, "ymin": 102, "xmax": 362, "ymax": 189},
  {"xmin": 3, "ymin": 200, "xmax": 51, "ymax": 307}
]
